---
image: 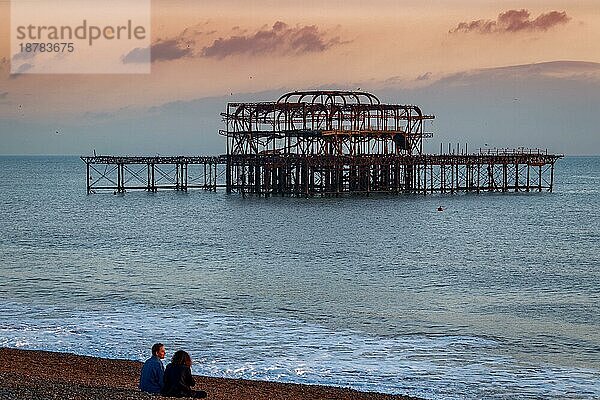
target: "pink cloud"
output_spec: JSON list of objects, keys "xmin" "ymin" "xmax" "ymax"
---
[
  {"xmin": 123, "ymin": 21, "xmax": 343, "ymax": 63},
  {"xmin": 201, "ymin": 21, "xmax": 344, "ymax": 59},
  {"xmin": 123, "ymin": 38, "xmax": 194, "ymax": 63},
  {"xmin": 450, "ymin": 9, "xmax": 570, "ymax": 34}
]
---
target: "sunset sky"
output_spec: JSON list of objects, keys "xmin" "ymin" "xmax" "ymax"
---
[{"xmin": 1, "ymin": 0, "xmax": 599, "ymax": 155}]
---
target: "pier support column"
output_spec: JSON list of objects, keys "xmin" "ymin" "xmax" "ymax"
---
[
  {"xmin": 86, "ymin": 162, "xmax": 91, "ymax": 194},
  {"xmin": 515, "ymin": 163, "xmax": 519, "ymax": 192},
  {"xmin": 404, "ymin": 163, "xmax": 413, "ymax": 193},
  {"xmin": 147, "ymin": 163, "xmax": 156, "ymax": 192},
  {"xmin": 476, "ymin": 163, "xmax": 481, "ymax": 193},
  {"xmin": 117, "ymin": 163, "xmax": 125, "ymax": 193},
  {"xmin": 450, "ymin": 162, "xmax": 455, "ymax": 194},
  {"xmin": 183, "ymin": 163, "xmax": 188, "ymax": 192},
  {"xmin": 422, "ymin": 162, "xmax": 427, "ymax": 195},
  {"xmin": 226, "ymin": 156, "xmax": 232, "ymax": 194},
  {"xmin": 550, "ymin": 163, "xmax": 555, "ymax": 192},
  {"xmin": 440, "ymin": 164, "xmax": 445, "ymax": 193}
]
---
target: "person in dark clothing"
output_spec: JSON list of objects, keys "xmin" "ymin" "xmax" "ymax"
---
[
  {"xmin": 161, "ymin": 350, "xmax": 207, "ymax": 398},
  {"xmin": 139, "ymin": 343, "xmax": 166, "ymax": 394}
]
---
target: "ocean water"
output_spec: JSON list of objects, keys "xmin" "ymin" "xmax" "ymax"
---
[{"xmin": 0, "ymin": 155, "xmax": 598, "ymax": 400}]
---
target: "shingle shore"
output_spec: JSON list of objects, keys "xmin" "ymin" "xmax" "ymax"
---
[{"xmin": 0, "ymin": 347, "xmax": 422, "ymax": 400}]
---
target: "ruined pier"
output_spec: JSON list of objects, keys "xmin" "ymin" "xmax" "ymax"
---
[{"xmin": 82, "ymin": 90, "xmax": 562, "ymax": 196}]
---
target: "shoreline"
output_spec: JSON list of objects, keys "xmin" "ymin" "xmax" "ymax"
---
[{"xmin": 0, "ymin": 347, "xmax": 423, "ymax": 400}]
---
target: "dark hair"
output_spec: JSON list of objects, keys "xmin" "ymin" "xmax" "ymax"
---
[
  {"xmin": 151, "ymin": 343, "xmax": 164, "ymax": 356},
  {"xmin": 171, "ymin": 350, "xmax": 192, "ymax": 367}
]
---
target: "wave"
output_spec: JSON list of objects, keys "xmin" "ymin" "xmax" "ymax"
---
[{"xmin": 0, "ymin": 301, "xmax": 598, "ymax": 400}]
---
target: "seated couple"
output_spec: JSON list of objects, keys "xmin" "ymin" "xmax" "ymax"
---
[{"xmin": 139, "ymin": 343, "xmax": 207, "ymax": 398}]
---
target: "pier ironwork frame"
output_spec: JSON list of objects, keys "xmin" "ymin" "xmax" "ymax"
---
[
  {"xmin": 220, "ymin": 90, "xmax": 561, "ymax": 196},
  {"xmin": 81, "ymin": 155, "xmax": 224, "ymax": 193},
  {"xmin": 81, "ymin": 90, "xmax": 562, "ymax": 196}
]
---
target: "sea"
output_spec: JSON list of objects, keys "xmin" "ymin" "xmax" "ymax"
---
[{"xmin": 0, "ymin": 155, "xmax": 598, "ymax": 400}]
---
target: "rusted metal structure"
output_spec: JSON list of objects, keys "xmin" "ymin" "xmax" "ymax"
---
[
  {"xmin": 81, "ymin": 90, "xmax": 562, "ymax": 195},
  {"xmin": 220, "ymin": 90, "xmax": 561, "ymax": 196},
  {"xmin": 81, "ymin": 155, "xmax": 223, "ymax": 193},
  {"xmin": 222, "ymin": 90, "xmax": 433, "ymax": 158}
]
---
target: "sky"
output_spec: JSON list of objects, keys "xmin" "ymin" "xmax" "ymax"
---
[{"xmin": 1, "ymin": 0, "xmax": 599, "ymax": 155}]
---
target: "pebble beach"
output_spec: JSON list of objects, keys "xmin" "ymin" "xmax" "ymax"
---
[{"xmin": 0, "ymin": 348, "xmax": 422, "ymax": 400}]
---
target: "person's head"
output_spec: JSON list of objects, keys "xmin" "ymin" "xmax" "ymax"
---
[
  {"xmin": 171, "ymin": 350, "xmax": 192, "ymax": 367},
  {"xmin": 152, "ymin": 343, "xmax": 165, "ymax": 359}
]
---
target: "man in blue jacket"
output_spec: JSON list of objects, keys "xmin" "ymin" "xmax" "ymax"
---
[{"xmin": 139, "ymin": 343, "xmax": 166, "ymax": 393}]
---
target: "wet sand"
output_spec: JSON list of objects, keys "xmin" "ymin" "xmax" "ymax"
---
[{"xmin": 0, "ymin": 347, "xmax": 423, "ymax": 400}]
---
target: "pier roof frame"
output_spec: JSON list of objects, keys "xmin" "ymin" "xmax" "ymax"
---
[
  {"xmin": 277, "ymin": 90, "xmax": 381, "ymax": 106},
  {"xmin": 221, "ymin": 89, "xmax": 436, "ymax": 156}
]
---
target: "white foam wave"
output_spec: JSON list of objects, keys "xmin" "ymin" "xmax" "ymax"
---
[{"xmin": 0, "ymin": 301, "xmax": 597, "ymax": 400}]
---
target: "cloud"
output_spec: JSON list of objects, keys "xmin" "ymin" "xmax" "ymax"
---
[
  {"xmin": 10, "ymin": 63, "xmax": 34, "ymax": 78},
  {"xmin": 434, "ymin": 61, "xmax": 600, "ymax": 87},
  {"xmin": 151, "ymin": 38, "xmax": 194, "ymax": 61},
  {"xmin": 450, "ymin": 9, "xmax": 570, "ymax": 34},
  {"xmin": 12, "ymin": 51, "xmax": 37, "ymax": 61},
  {"xmin": 123, "ymin": 38, "xmax": 194, "ymax": 63},
  {"xmin": 122, "ymin": 47, "xmax": 149, "ymax": 64},
  {"xmin": 201, "ymin": 21, "xmax": 344, "ymax": 59},
  {"xmin": 123, "ymin": 21, "xmax": 343, "ymax": 63},
  {"xmin": 371, "ymin": 61, "xmax": 600, "ymax": 93}
]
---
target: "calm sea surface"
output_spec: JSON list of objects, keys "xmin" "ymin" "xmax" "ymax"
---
[{"xmin": 0, "ymin": 156, "xmax": 598, "ymax": 399}]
